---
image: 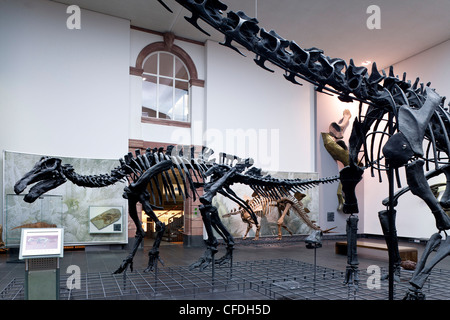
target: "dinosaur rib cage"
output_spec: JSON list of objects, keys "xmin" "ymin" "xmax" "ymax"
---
[
  {"xmin": 356, "ymin": 102, "xmax": 450, "ymax": 187},
  {"xmin": 121, "ymin": 146, "xmax": 211, "ymax": 205}
]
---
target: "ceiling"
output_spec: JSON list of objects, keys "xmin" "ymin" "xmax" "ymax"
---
[{"xmin": 53, "ymin": 0, "xmax": 450, "ymax": 70}]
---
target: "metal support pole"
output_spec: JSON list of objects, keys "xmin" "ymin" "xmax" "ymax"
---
[
  {"xmin": 387, "ymin": 113, "xmax": 395, "ymax": 301},
  {"xmin": 313, "ymin": 244, "xmax": 317, "ymax": 294},
  {"xmin": 154, "ymin": 258, "xmax": 159, "ymax": 294},
  {"xmin": 387, "ymin": 167, "xmax": 395, "ymax": 300},
  {"xmin": 313, "ymin": 244, "xmax": 317, "ymax": 282},
  {"xmin": 229, "ymin": 253, "xmax": 233, "ymax": 280},
  {"xmin": 211, "ymin": 254, "xmax": 215, "ymax": 289}
]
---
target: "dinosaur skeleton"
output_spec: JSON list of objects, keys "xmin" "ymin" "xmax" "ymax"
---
[
  {"xmin": 14, "ymin": 146, "xmax": 338, "ymax": 273},
  {"xmin": 223, "ymin": 193, "xmax": 265, "ymax": 240},
  {"xmin": 225, "ymin": 192, "xmax": 330, "ymax": 241},
  {"xmin": 159, "ymin": 0, "xmax": 450, "ymax": 299}
]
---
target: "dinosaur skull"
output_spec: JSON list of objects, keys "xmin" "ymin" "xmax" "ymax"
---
[{"xmin": 14, "ymin": 157, "xmax": 66, "ymax": 203}]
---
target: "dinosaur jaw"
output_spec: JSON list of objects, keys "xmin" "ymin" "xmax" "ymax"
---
[
  {"xmin": 21, "ymin": 177, "xmax": 67, "ymax": 203},
  {"xmin": 14, "ymin": 157, "xmax": 67, "ymax": 203}
]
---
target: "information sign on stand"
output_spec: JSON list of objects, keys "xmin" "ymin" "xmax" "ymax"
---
[{"xmin": 19, "ymin": 228, "xmax": 64, "ymax": 300}]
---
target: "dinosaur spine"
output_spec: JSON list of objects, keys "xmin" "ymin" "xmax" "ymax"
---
[
  {"xmin": 162, "ymin": 0, "xmax": 437, "ymax": 107},
  {"xmin": 62, "ymin": 164, "xmax": 126, "ymax": 188}
]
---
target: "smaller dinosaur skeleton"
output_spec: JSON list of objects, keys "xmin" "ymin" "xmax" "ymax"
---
[
  {"xmin": 223, "ymin": 194, "xmax": 265, "ymax": 240},
  {"xmin": 225, "ymin": 192, "xmax": 329, "ymax": 241},
  {"xmin": 274, "ymin": 193, "xmax": 322, "ymax": 240}
]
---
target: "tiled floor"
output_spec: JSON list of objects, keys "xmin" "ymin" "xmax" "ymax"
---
[{"xmin": 1, "ymin": 236, "xmax": 449, "ymax": 300}]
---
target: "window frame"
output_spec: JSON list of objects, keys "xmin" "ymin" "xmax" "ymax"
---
[{"xmin": 141, "ymin": 51, "xmax": 191, "ymax": 123}]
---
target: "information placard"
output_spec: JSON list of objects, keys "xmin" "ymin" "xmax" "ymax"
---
[{"xmin": 19, "ymin": 228, "xmax": 64, "ymax": 259}]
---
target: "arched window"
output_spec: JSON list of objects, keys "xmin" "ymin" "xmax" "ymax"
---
[
  {"xmin": 132, "ymin": 32, "xmax": 204, "ymax": 127},
  {"xmin": 142, "ymin": 52, "xmax": 190, "ymax": 122}
]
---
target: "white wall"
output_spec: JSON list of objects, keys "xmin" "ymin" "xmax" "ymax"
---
[
  {"xmin": 391, "ymin": 40, "xmax": 450, "ymax": 100},
  {"xmin": 363, "ymin": 40, "xmax": 450, "ymax": 239},
  {"xmin": 0, "ymin": 0, "xmax": 130, "ymax": 159},
  {"xmin": 205, "ymin": 40, "xmax": 315, "ymax": 173},
  {"xmin": 0, "ymin": 0, "xmax": 130, "ymax": 219}
]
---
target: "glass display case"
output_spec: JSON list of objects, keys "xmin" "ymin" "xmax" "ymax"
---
[{"xmin": 4, "ymin": 194, "xmax": 63, "ymax": 247}]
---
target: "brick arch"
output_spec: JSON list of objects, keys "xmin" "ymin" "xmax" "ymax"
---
[{"xmin": 133, "ymin": 33, "xmax": 204, "ymax": 87}]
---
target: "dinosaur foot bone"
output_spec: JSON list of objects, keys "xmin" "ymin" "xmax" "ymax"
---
[
  {"xmin": 113, "ymin": 256, "xmax": 134, "ymax": 274},
  {"xmin": 403, "ymin": 288, "xmax": 426, "ymax": 300},
  {"xmin": 380, "ymin": 264, "xmax": 401, "ymax": 283},
  {"xmin": 214, "ymin": 245, "xmax": 234, "ymax": 266},
  {"xmin": 189, "ymin": 244, "xmax": 218, "ymax": 271},
  {"xmin": 144, "ymin": 249, "xmax": 165, "ymax": 273},
  {"xmin": 343, "ymin": 265, "xmax": 359, "ymax": 288}
]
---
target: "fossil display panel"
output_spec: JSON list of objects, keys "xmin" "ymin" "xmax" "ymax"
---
[{"xmin": 3, "ymin": 151, "xmax": 127, "ymax": 246}]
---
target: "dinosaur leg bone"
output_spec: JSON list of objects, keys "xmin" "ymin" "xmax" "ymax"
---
[
  {"xmin": 113, "ymin": 196, "xmax": 144, "ymax": 274},
  {"xmin": 438, "ymin": 165, "xmax": 450, "ymax": 209},
  {"xmin": 140, "ymin": 193, "xmax": 166, "ymax": 273},
  {"xmin": 241, "ymin": 212, "xmax": 255, "ymax": 240},
  {"xmin": 276, "ymin": 201, "xmax": 292, "ymax": 240},
  {"xmin": 210, "ymin": 206, "xmax": 235, "ymax": 266},
  {"xmin": 402, "ymin": 160, "xmax": 450, "ymax": 299},
  {"xmin": 339, "ymin": 165, "xmax": 364, "ymax": 214},
  {"xmin": 344, "ymin": 214, "xmax": 359, "ymax": 287},
  {"xmin": 406, "ymin": 160, "xmax": 450, "ymax": 231},
  {"xmin": 340, "ymin": 165, "xmax": 364, "ymax": 287},
  {"xmin": 403, "ymin": 232, "xmax": 443, "ymax": 300},
  {"xmin": 200, "ymin": 166, "xmax": 237, "ymax": 204},
  {"xmin": 243, "ymin": 222, "xmax": 251, "ymax": 240},
  {"xmin": 190, "ymin": 163, "xmax": 245, "ymax": 270},
  {"xmin": 189, "ymin": 204, "xmax": 219, "ymax": 271},
  {"xmin": 328, "ymin": 109, "xmax": 352, "ymax": 140},
  {"xmin": 254, "ymin": 222, "xmax": 261, "ymax": 241},
  {"xmin": 378, "ymin": 210, "xmax": 401, "ymax": 282}
]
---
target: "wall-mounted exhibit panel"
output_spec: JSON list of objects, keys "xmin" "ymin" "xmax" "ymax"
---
[{"xmin": 3, "ymin": 151, "xmax": 128, "ymax": 246}]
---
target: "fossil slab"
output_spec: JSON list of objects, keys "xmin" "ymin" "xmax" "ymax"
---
[{"xmin": 90, "ymin": 208, "xmax": 121, "ymax": 230}]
